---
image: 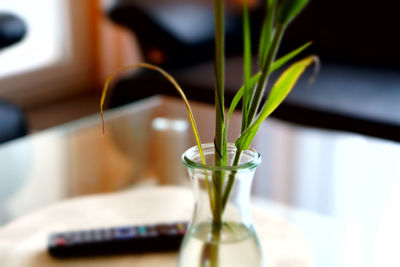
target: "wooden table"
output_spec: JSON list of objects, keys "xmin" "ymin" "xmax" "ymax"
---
[{"xmin": 0, "ymin": 186, "xmax": 313, "ymax": 267}]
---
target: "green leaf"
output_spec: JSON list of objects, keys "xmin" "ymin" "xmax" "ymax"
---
[
  {"xmin": 277, "ymin": 0, "xmax": 309, "ymax": 25},
  {"xmin": 235, "ymin": 125, "xmax": 259, "ymax": 152},
  {"xmin": 235, "ymin": 56, "xmax": 317, "ymax": 150},
  {"xmin": 247, "ymin": 23, "xmax": 286, "ymax": 128},
  {"xmin": 223, "ymin": 221, "xmax": 237, "ymax": 234},
  {"xmin": 259, "ymin": 0, "xmax": 277, "ymax": 68},
  {"xmin": 226, "ymin": 72, "xmax": 262, "ymax": 124},
  {"xmin": 223, "ymin": 72, "xmax": 261, "ymax": 151},
  {"xmin": 242, "ymin": 0, "xmax": 252, "ymax": 133},
  {"xmin": 270, "ymin": 41, "xmax": 312, "ymax": 72},
  {"xmin": 101, "ymin": 63, "xmax": 205, "ymax": 162},
  {"xmin": 227, "ymin": 88, "xmax": 244, "ymax": 125}
]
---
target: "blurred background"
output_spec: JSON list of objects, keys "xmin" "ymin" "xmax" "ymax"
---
[
  {"xmin": 1, "ymin": 0, "xmax": 400, "ymax": 220},
  {"xmin": 0, "ymin": 0, "xmax": 140, "ymax": 134},
  {"xmin": 0, "ymin": 0, "xmax": 399, "ymax": 138}
]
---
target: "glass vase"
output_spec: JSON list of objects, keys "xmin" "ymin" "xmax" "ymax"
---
[{"xmin": 178, "ymin": 143, "xmax": 264, "ymax": 267}]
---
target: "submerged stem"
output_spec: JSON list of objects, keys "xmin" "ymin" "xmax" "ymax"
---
[{"xmin": 200, "ymin": 230, "xmax": 221, "ymax": 267}]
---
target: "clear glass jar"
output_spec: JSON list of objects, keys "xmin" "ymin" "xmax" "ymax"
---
[{"xmin": 178, "ymin": 143, "xmax": 264, "ymax": 267}]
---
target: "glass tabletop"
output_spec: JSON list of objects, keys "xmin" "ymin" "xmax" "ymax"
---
[{"xmin": 1, "ymin": 95, "xmax": 399, "ymax": 267}]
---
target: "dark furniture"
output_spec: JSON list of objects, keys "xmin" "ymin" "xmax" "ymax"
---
[
  {"xmin": 0, "ymin": 13, "xmax": 27, "ymax": 144},
  {"xmin": 0, "ymin": 13, "xmax": 26, "ymax": 49},
  {"xmin": 104, "ymin": 0, "xmax": 400, "ymax": 142}
]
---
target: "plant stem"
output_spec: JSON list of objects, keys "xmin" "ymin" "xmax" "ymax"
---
[
  {"xmin": 200, "ymin": 229, "xmax": 221, "ymax": 267},
  {"xmin": 210, "ymin": 229, "xmax": 221, "ymax": 267},
  {"xmin": 221, "ymin": 149, "xmax": 242, "ymax": 211},
  {"xmin": 246, "ymin": 23, "xmax": 285, "ymax": 128},
  {"xmin": 212, "ymin": 0, "xmax": 225, "ymax": 234},
  {"xmin": 213, "ymin": 0, "xmax": 225, "ymax": 149},
  {"xmin": 212, "ymin": 174, "xmax": 223, "ymax": 231}
]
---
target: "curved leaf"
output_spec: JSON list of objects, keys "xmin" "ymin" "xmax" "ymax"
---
[
  {"xmin": 100, "ymin": 62, "xmax": 215, "ymax": 210},
  {"xmin": 226, "ymin": 72, "xmax": 262, "ymax": 124},
  {"xmin": 101, "ymin": 64, "xmax": 203, "ymax": 163},
  {"xmin": 277, "ymin": 0, "xmax": 309, "ymax": 25},
  {"xmin": 236, "ymin": 56, "xmax": 317, "ymax": 150},
  {"xmin": 271, "ymin": 41, "xmax": 312, "ymax": 72},
  {"xmin": 234, "ymin": 125, "xmax": 259, "ymax": 156},
  {"xmin": 222, "ymin": 72, "xmax": 261, "ymax": 152}
]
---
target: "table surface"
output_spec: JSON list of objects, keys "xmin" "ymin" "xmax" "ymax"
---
[
  {"xmin": 1, "ymin": 96, "xmax": 400, "ymax": 267},
  {"xmin": 0, "ymin": 186, "xmax": 314, "ymax": 267}
]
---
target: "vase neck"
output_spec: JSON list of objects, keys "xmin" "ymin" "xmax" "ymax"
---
[
  {"xmin": 183, "ymin": 143, "xmax": 261, "ymax": 228},
  {"xmin": 188, "ymin": 167, "xmax": 256, "ymax": 227}
]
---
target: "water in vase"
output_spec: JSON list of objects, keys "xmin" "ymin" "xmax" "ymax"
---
[{"xmin": 179, "ymin": 222, "xmax": 264, "ymax": 267}]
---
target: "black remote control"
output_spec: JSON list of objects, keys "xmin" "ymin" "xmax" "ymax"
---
[{"xmin": 48, "ymin": 222, "xmax": 188, "ymax": 258}]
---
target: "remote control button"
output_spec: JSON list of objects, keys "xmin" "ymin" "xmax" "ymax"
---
[
  {"xmin": 155, "ymin": 225, "xmax": 168, "ymax": 234},
  {"xmin": 82, "ymin": 231, "xmax": 92, "ymax": 242},
  {"xmin": 178, "ymin": 230, "xmax": 186, "ymax": 235},
  {"xmin": 93, "ymin": 230, "xmax": 102, "ymax": 242},
  {"xmin": 55, "ymin": 237, "xmax": 66, "ymax": 247},
  {"xmin": 72, "ymin": 232, "xmax": 82, "ymax": 244},
  {"xmin": 146, "ymin": 227, "xmax": 159, "ymax": 237},
  {"xmin": 103, "ymin": 229, "xmax": 113, "ymax": 241},
  {"xmin": 176, "ymin": 224, "xmax": 187, "ymax": 235},
  {"xmin": 157, "ymin": 225, "xmax": 178, "ymax": 235},
  {"xmin": 137, "ymin": 226, "xmax": 147, "ymax": 236},
  {"xmin": 168, "ymin": 224, "xmax": 180, "ymax": 235},
  {"xmin": 177, "ymin": 223, "xmax": 185, "ymax": 230},
  {"xmin": 114, "ymin": 227, "xmax": 136, "ymax": 239},
  {"xmin": 65, "ymin": 233, "xmax": 75, "ymax": 244},
  {"xmin": 167, "ymin": 228, "xmax": 179, "ymax": 235}
]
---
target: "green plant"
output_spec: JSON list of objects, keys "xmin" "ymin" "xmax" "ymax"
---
[
  {"xmin": 207, "ymin": 0, "xmax": 317, "ymax": 237},
  {"xmin": 101, "ymin": 0, "xmax": 316, "ymax": 254}
]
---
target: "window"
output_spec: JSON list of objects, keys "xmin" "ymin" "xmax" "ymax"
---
[
  {"xmin": 0, "ymin": 0, "xmax": 65, "ymax": 78},
  {"xmin": 0, "ymin": 0, "xmax": 94, "ymax": 107}
]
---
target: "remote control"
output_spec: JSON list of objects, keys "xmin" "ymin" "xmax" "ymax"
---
[{"xmin": 48, "ymin": 222, "xmax": 188, "ymax": 258}]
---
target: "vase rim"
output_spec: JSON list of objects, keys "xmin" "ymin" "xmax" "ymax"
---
[{"xmin": 182, "ymin": 143, "xmax": 261, "ymax": 172}]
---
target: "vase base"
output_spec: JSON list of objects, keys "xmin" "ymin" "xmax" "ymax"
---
[{"xmin": 179, "ymin": 222, "xmax": 263, "ymax": 267}]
